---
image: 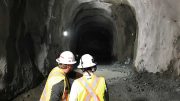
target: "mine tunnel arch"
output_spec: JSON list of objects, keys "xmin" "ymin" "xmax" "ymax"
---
[
  {"xmin": 62, "ymin": 1, "xmax": 138, "ymax": 64},
  {"xmin": 65, "ymin": 1, "xmax": 116, "ymax": 64}
]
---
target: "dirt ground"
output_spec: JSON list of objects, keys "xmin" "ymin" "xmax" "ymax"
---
[{"xmin": 13, "ymin": 63, "xmax": 180, "ymax": 101}]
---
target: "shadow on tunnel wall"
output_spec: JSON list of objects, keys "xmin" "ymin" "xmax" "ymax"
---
[
  {"xmin": 111, "ymin": 3, "xmax": 138, "ymax": 64},
  {"xmin": 0, "ymin": 0, "xmax": 48, "ymax": 100}
]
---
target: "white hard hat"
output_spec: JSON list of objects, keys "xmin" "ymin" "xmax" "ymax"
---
[
  {"xmin": 56, "ymin": 51, "xmax": 76, "ymax": 64},
  {"xmin": 77, "ymin": 54, "xmax": 96, "ymax": 68}
]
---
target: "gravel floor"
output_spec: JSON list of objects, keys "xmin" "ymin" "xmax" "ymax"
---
[{"xmin": 13, "ymin": 63, "xmax": 180, "ymax": 101}]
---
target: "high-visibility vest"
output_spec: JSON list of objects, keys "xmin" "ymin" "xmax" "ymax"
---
[
  {"xmin": 40, "ymin": 67, "xmax": 70, "ymax": 101},
  {"xmin": 76, "ymin": 75, "xmax": 106, "ymax": 101}
]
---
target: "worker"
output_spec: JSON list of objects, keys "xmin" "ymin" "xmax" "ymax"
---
[
  {"xmin": 69, "ymin": 54, "xmax": 109, "ymax": 101},
  {"xmin": 40, "ymin": 51, "xmax": 82, "ymax": 101}
]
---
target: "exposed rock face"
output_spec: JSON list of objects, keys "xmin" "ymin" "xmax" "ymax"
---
[
  {"xmin": 128, "ymin": 0, "xmax": 180, "ymax": 74},
  {"xmin": 0, "ymin": 0, "xmax": 179, "ymax": 100},
  {"xmin": 0, "ymin": 0, "xmax": 61, "ymax": 100}
]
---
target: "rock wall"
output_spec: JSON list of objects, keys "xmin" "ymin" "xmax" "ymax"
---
[
  {"xmin": 106, "ymin": 0, "xmax": 180, "ymax": 74},
  {"xmin": 127, "ymin": 0, "xmax": 180, "ymax": 74},
  {"xmin": 111, "ymin": 2, "xmax": 137, "ymax": 62},
  {"xmin": 0, "ymin": 0, "xmax": 180, "ymax": 100},
  {"xmin": 0, "ymin": 0, "xmax": 64, "ymax": 100}
]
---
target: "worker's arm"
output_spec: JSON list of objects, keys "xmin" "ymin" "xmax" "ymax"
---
[{"xmin": 49, "ymin": 80, "xmax": 64, "ymax": 101}]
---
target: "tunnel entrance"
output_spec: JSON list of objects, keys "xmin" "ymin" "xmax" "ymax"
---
[
  {"xmin": 75, "ymin": 20, "xmax": 114, "ymax": 64},
  {"xmin": 64, "ymin": 1, "xmax": 137, "ymax": 64},
  {"xmin": 69, "ymin": 5, "xmax": 115, "ymax": 64}
]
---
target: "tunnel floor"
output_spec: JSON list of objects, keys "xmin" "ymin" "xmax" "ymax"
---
[{"xmin": 13, "ymin": 63, "xmax": 180, "ymax": 101}]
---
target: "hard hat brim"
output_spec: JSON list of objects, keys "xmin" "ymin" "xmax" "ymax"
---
[
  {"xmin": 77, "ymin": 63, "xmax": 96, "ymax": 68},
  {"xmin": 56, "ymin": 58, "xmax": 76, "ymax": 64}
]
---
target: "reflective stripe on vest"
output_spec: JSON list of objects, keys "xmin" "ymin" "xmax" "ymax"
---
[
  {"xmin": 40, "ymin": 67, "xmax": 70, "ymax": 101},
  {"xmin": 78, "ymin": 76, "xmax": 100, "ymax": 101},
  {"xmin": 40, "ymin": 87, "xmax": 47, "ymax": 101}
]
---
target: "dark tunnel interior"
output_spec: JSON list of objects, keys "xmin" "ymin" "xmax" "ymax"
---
[
  {"xmin": 68, "ymin": 3, "xmax": 137, "ymax": 64},
  {"xmin": 69, "ymin": 8, "xmax": 115, "ymax": 64}
]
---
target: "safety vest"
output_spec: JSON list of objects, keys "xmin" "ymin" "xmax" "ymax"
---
[
  {"xmin": 40, "ymin": 67, "xmax": 70, "ymax": 101},
  {"xmin": 77, "ymin": 75, "xmax": 106, "ymax": 101}
]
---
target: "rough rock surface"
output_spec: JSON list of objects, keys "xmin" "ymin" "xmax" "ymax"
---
[
  {"xmin": 128, "ymin": 0, "xmax": 180, "ymax": 74},
  {"xmin": 0, "ymin": 0, "xmax": 180, "ymax": 100},
  {"xmin": 0, "ymin": 0, "xmax": 60, "ymax": 100}
]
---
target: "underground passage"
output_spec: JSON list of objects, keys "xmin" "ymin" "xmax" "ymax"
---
[
  {"xmin": 67, "ymin": 2, "xmax": 137, "ymax": 64},
  {"xmin": 69, "ymin": 9, "xmax": 115, "ymax": 64},
  {"xmin": 0, "ymin": 0, "xmax": 180, "ymax": 101}
]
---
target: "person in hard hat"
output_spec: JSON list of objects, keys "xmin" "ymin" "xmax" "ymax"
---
[
  {"xmin": 40, "ymin": 51, "xmax": 82, "ymax": 101},
  {"xmin": 69, "ymin": 54, "xmax": 109, "ymax": 101}
]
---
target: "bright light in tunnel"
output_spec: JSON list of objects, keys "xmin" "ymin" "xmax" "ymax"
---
[{"xmin": 63, "ymin": 31, "xmax": 68, "ymax": 37}]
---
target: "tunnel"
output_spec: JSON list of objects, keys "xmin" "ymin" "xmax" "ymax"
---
[
  {"xmin": 63, "ymin": 1, "xmax": 138, "ymax": 64},
  {"xmin": 69, "ymin": 3, "xmax": 115, "ymax": 64},
  {"xmin": 0, "ymin": 0, "xmax": 138, "ymax": 100},
  {"xmin": 1, "ymin": 0, "xmax": 180, "ymax": 100}
]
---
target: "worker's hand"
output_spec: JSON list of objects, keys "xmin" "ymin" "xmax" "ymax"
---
[{"xmin": 62, "ymin": 90, "xmax": 68, "ymax": 101}]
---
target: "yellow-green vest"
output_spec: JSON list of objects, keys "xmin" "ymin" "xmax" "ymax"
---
[
  {"xmin": 40, "ymin": 67, "xmax": 70, "ymax": 101},
  {"xmin": 77, "ymin": 75, "xmax": 106, "ymax": 101}
]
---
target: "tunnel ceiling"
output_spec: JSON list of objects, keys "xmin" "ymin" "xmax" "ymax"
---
[{"xmin": 63, "ymin": 1, "xmax": 115, "ymax": 63}]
